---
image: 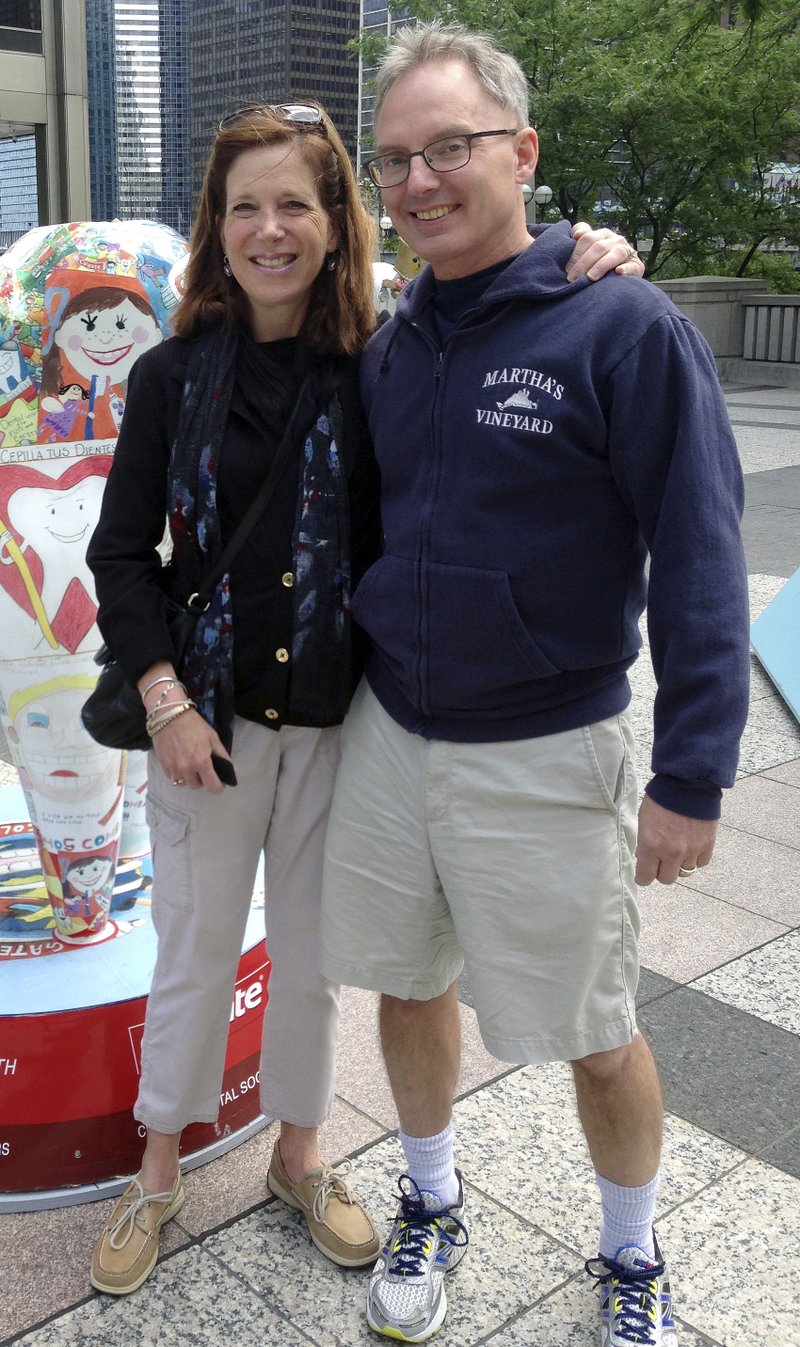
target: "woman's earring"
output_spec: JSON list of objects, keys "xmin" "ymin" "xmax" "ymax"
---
[
  {"xmin": 223, "ymin": 253, "xmax": 232, "ymax": 277},
  {"xmin": 327, "ymin": 252, "xmax": 338, "ymax": 272}
]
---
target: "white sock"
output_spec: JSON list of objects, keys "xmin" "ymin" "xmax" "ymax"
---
[
  {"xmin": 399, "ymin": 1123, "xmax": 460, "ymax": 1208},
  {"xmin": 596, "ymin": 1170, "xmax": 660, "ymax": 1261}
]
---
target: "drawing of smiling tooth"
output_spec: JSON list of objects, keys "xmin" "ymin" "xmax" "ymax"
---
[{"xmin": 5, "ymin": 472, "xmax": 107, "ymax": 653}]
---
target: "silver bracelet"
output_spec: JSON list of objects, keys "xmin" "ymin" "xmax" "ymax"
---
[
  {"xmin": 144, "ymin": 678, "xmax": 189, "ymax": 714},
  {"xmin": 141, "ymin": 674, "xmax": 177, "ymax": 701}
]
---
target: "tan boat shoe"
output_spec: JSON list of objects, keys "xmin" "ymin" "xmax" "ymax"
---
[
  {"xmin": 267, "ymin": 1141, "xmax": 380, "ymax": 1268},
  {"xmin": 90, "ymin": 1173, "xmax": 185, "ymax": 1295}
]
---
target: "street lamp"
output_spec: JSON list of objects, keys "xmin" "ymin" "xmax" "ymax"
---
[
  {"xmin": 532, "ymin": 184, "xmax": 553, "ymax": 224},
  {"xmin": 379, "ymin": 214, "xmax": 393, "ymax": 257}
]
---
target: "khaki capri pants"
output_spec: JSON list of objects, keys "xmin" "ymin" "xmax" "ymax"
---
[
  {"xmin": 135, "ymin": 716, "xmax": 341, "ymax": 1135},
  {"xmin": 322, "ymin": 681, "xmax": 640, "ymax": 1065}
]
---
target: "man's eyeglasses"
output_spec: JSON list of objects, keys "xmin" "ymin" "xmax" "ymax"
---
[
  {"xmin": 365, "ymin": 129, "xmax": 519, "ymax": 188},
  {"xmin": 219, "ymin": 103, "xmax": 324, "ymax": 132}
]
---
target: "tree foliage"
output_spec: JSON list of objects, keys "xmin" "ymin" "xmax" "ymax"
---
[{"xmin": 369, "ymin": 0, "xmax": 799, "ymax": 277}]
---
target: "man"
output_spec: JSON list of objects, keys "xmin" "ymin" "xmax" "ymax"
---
[{"xmin": 321, "ymin": 20, "xmax": 749, "ymax": 1347}]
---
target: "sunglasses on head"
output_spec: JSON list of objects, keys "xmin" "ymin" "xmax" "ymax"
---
[{"xmin": 219, "ymin": 103, "xmax": 324, "ymax": 132}]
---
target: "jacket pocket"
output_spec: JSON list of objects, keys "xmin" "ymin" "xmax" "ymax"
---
[
  {"xmin": 351, "ymin": 553, "xmax": 417, "ymax": 683},
  {"xmin": 424, "ymin": 561, "xmax": 559, "ymax": 711},
  {"xmin": 352, "ymin": 555, "xmax": 560, "ymax": 713}
]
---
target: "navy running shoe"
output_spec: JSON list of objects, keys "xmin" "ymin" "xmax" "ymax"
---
[{"xmin": 586, "ymin": 1232, "xmax": 678, "ymax": 1345}]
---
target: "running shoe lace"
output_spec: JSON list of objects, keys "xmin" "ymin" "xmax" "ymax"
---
[
  {"xmin": 585, "ymin": 1252, "xmax": 665, "ymax": 1346},
  {"xmin": 387, "ymin": 1175, "xmax": 469, "ymax": 1277}
]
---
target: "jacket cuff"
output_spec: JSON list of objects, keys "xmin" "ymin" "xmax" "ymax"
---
[{"xmin": 645, "ymin": 774, "xmax": 723, "ymax": 821}]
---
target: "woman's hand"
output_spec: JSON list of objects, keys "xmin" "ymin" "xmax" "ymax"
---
[
  {"xmin": 566, "ymin": 223, "xmax": 645, "ymax": 282},
  {"xmin": 151, "ymin": 707, "xmax": 231, "ymax": 794},
  {"xmin": 138, "ymin": 661, "xmax": 233, "ymax": 794}
]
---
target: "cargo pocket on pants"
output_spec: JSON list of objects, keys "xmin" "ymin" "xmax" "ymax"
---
[{"xmin": 145, "ymin": 795, "xmax": 194, "ymax": 912}]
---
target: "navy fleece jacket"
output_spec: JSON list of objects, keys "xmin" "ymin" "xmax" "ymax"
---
[{"xmin": 356, "ymin": 221, "xmax": 750, "ymax": 820}]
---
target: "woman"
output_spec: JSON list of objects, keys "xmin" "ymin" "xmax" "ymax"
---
[
  {"xmin": 87, "ymin": 102, "xmax": 382, "ymax": 1295},
  {"xmin": 86, "ymin": 100, "xmax": 641, "ymax": 1297}
]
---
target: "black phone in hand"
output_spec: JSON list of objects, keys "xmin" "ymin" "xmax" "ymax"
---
[{"xmin": 211, "ymin": 753, "xmax": 238, "ymax": 787}]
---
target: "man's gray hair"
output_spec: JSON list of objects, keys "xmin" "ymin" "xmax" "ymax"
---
[{"xmin": 374, "ymin": 20, "xmax": 531, "ymax": 128}]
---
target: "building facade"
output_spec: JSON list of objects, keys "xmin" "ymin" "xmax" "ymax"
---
[
  {"xmin": 0, "ymin": 0, "xmax": 90, "ymax": 245},
  {"xmin": 0, "ymin": 136, "xmax": 38, "ymax": 249},
  {"xmin": 187, "ymin": 0, "xmax": 361, "ymax": 209},
  {"xmin": 85, "ymin": 0, "xmax": 362, "ymax": 238},
  {"xmin": 85, "ymin": 0, "xmax": 118, "ymax": 219},
  {"xmin": 86, "ymin": 0, "xmax": 189, "ymax": 232},
  {"xmin": 159, "ymin": 0, "xmax": 189, "ymax": 237},
  {"xmin": 356, "ymin": 0, "xmax": 408, "ymax": 172}
]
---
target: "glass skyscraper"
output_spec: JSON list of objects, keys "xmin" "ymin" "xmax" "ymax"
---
[
  {"xmin": 86, "ymin": 0, "xmax": 119, "ymax": 219},
  {"xmin": 159, "ymin": 0, "xmax": 190, "ymax": 236},
  {"xmin": 356, "ymin": 1, "xmax": 409, "ymax": 172},
  {"xmin": 0, "ymin": 136, "xmax": 38, "ymax": 249},
  {"xmin": 86, "ymin": 0, "xmax": 189, "ymax": 233},
  {"xmin": 86, "ymin": 1, "xmax": 363, "ymax": 237},
  {"xmin": 187, "ymin": 0, "xmax": 361, "ymax": 207}
]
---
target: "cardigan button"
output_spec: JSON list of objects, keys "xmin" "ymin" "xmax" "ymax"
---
[
  {"xmin": 265, "ymin": 708, "xmax": 279, "ymax": 720},
  {"xmin": 275, "ymin": 648, "xmax": 289, "ymax": 663},
  {"xmin": 281, "ymin": 571, "xmax": 294, "ymax": 587}
]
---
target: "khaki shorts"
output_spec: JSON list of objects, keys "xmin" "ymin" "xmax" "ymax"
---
[{"xmin": 321, "ymin": 681, "xmax": 640, "ymax": 1065}]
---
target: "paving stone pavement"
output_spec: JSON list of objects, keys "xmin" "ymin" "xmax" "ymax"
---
[{"xmin": 1, "ymin": 380, "xmax": 799, "ymax": 1347}]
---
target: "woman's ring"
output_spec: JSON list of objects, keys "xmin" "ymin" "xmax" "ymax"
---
[
  {"xmin": 172, "ymin": 777, "xmax": 186, "ymax": 786},
  {"xmin": 625, "ymin": 245, "xmax": 638, "ymax": 262},
  {"xmin": 679, "ymin": 865, "xmax": 697, "ymax": 876}
]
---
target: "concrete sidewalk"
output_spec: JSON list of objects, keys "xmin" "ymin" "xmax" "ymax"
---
[{"xmin": 2, "ymin": 381, "xmax": 799, "ymax": 1347}]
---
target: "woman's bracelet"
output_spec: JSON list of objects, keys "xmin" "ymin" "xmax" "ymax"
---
[
  {"xmin": 144, "ymin": 695, "xmax": 192, "ymax": 731},
  {"xmin": 147, "ymin": 703, "xmax": 194, "ymax": 737},
  {"xmin": 146, "ymin": 700, "xmax": 196, "ymax": 737},
  {"xmin": 142, "ymin": 676, "xmax": 188, "ymax": 712},
  {"xmin": 141, "ymin": 674, "xmax": 175, "ymax": 700},
  {"xmin": 146, "ymin": 697, "xmax": 194, "ymax": 728}
]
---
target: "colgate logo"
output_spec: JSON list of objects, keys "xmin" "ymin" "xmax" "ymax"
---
[{"xmin": 230, "ymin": 975, "xmax": 264, "ymax": 1022}]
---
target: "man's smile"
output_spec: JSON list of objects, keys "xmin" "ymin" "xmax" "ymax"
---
[{"xmin": 414, "ymin": 206, "xmax": 457, "ymax": 221}]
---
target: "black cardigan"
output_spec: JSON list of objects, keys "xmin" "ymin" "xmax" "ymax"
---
[{"xmin": 87, "ymin": 333, "xmax": 381, "ymax": 731}]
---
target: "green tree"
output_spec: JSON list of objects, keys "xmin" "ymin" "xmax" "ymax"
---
[{"xmin": 366, "ymin": 0, "xmax": 799, "ymax": 278}]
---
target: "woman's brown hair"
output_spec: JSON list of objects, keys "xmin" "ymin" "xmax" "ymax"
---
[{"xmin": 172, "ymin": 105, "xmax": 376, "ymax": 355}]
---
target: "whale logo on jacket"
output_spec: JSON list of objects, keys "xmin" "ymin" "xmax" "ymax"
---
[{"xmin": 496, "ymin": 389, "xmax": 538, "ymax": 412}]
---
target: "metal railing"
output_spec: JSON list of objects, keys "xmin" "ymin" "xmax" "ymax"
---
[{"xmin": 742, "ymin": 296, "xmax": 800, "ymax": 363}]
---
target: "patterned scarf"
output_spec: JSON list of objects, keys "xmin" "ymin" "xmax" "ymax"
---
[
  {"xmin": 168, "ymin": 326, "xmax": 239, "ymax": 749},
  {"xmin": 291, "ymin": 388, "xmax": 352, "ymax": 722}
]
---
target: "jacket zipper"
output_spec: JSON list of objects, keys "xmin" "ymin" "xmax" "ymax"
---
[{"xmin": 412, "ymin": 337, "xmax": 445, "ymax": 712}]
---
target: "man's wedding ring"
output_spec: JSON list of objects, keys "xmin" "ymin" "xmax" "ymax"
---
[{"xmin": 678, "ymin": 865, "xmax": 697, "ymax": 876}]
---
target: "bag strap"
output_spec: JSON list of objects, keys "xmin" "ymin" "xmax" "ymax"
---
[{"xmin": 185, "ymin": 367, "xmax": 316, "ymax": 612}]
